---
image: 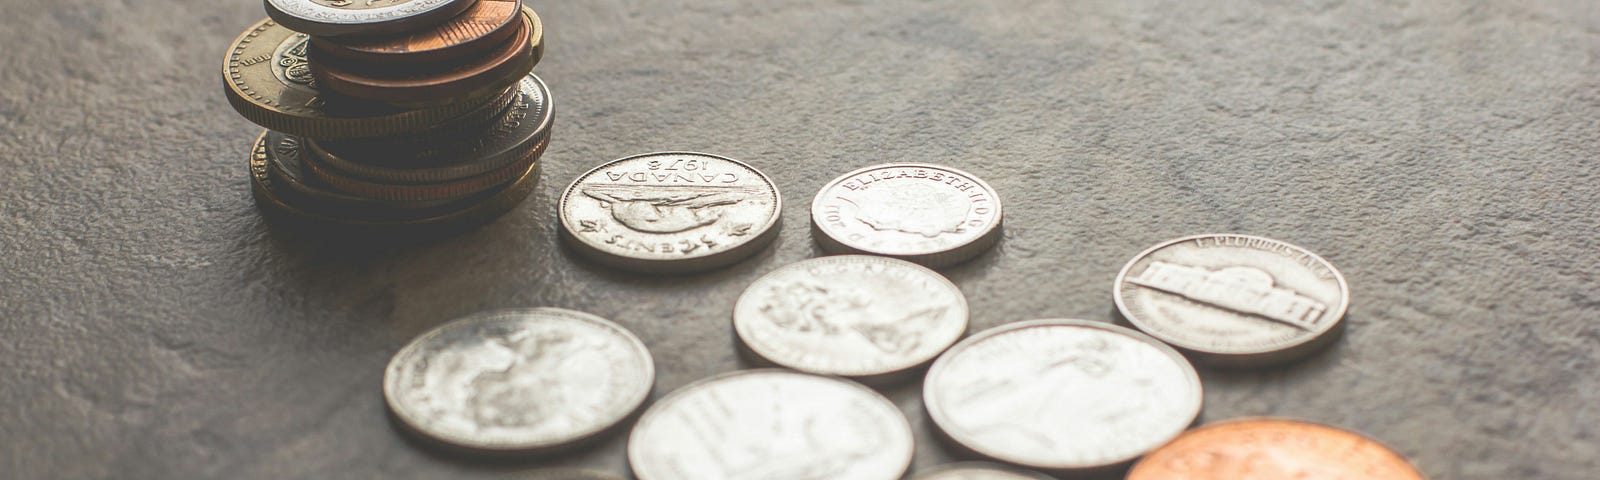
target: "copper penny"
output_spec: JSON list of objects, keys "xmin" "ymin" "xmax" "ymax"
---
[
  {"xmin": 310, "ymin": 0, "xmax": 523, "ymax": 65},
  {"xmin": 309, "ymin": 8, "xmax": 540, "ymax": 105},
  {"xmin": 1128, "ymin": 418, "xmax": 1425, "ymax": 480}
]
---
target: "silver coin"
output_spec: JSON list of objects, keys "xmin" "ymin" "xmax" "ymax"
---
[
  {"xmin": 733, "ymin": 255, "xmax": 968, "ymax": 382},
  {"xmin": 526, "ymin": 469, "xmax": 628, "ymax": 480},
  {"xmin": 383, "ymin": 308, "xmax": 654, "ymax": 454},
  {"xmin": 559, "ymin": 152, "xmax": 782, "ymax": 273},
  {"xmin": 628, "ymin": 369, "xmax": 913, "ymax": 480},
  {"xmin": 811, "ymin": 163, "xmax": 1003, "ymax": 269},
  {"xmin": 264, "ymin": 0, "xmax": 480, "ymax": 37},
  {"xmin": 923, "ymin": 320, "xmax": 1202, "ymax": 473},
  {"xmin": 913, "ymin": 463, "xmax": 1058, "ymax": 480},
  {"xmin": 1114, "ymin": 234, "xmax": 1350, "ymax": 366}
]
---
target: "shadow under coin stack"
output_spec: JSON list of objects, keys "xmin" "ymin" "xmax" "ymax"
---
[{"xmin": 224, "ymin": 0, "xmax": 552, "ymax": 235}]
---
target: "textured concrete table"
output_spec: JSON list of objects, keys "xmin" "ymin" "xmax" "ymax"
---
[{"xmin": 3, "ymin": 1, "xmax": 1597, "ymax": 479}]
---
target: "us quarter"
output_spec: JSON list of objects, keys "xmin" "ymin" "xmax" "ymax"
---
[
  {"xmin": 628, "ymin": 369, "xmax": 913, "ymax": 480},
  {"xmin": 560, "ymin": 152, "xmax": 782, "ymax": 273},
  {"xmin": 913, "ymin": 463, "xmax": 1058, "ymax": 480},
  {"xmin": 264, "ymin": 0, "xmax": 479, "ymax": 37},
  {"xmin": 733, "ymin": 255, "xmax": 967, "ymax": 382},
  {"xmin": 383, "ymin": 308, "xmax": 654, "ymax": 454},
  {"xmin": 811, "ymin": 163, "xmax": 1002, "ymax": 269},
  {"xmin": 923, "ymin": 320, "xmax": 1202, "ymax": 474},
  {"xmin": 1114, "ymin": 234, "xmax": 1349, "ymax": 366}
]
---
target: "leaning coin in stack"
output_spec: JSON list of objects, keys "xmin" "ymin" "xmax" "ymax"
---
[{"xmin": 812, "ymin": 163, "xmax": 1003, "ymax": 269}]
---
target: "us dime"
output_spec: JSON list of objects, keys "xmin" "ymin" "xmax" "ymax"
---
[
  {"xmin": 628, "ymin": 369, "xmax": 913, "ymax": 480},
  {"xmin": 811, "ymin": 163, "xmax": 1002, "ymax": 268},
  {"xmin": 264, "ymin": 0, "xmax": 479, "ymax": 37},
  {"xmin": 383, "ymin": 308, "xmax": 654, "ymax": 454},
  {"xmin": 923, "ymin": 320, "xmax": 1202, "ymax": 473},
  {"xmin": 560, "ymin": 152, "xmax": 781, "ymax": 273},
  {"xmin": 733, "ymin": 255, "xmax": 967, "ymax": 382},
  {"xmin": 1127, "ymin": 418, "xmax": 1425, "ymax": 480},
  {"xmin": 914, "ymin": 463, "xmax": 1058, "ymax": 480},
  {"xmin": 1114, "ymin": 234, "xmax": 1349, "ymax": 366}
]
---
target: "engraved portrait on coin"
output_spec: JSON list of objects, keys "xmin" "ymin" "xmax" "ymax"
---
[
  {"xmin": 560, "ymin": 153, "xmax": 781, "ymax": 273},
  {"xmin": 812, "ymin": 163, "xmax": 1002, "ymax": 268},
  {"xmin": 1115, "ymin": 234, "xmax": 1349, "ymax": 366}
]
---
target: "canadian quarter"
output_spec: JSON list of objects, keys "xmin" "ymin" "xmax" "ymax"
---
[
  {"xmin": 913, "ymin": 463, "xmax": 1058, "ymax": 480},
  {"xmin": 628, "ymin": 369, "xmax": 913, "ymax": 480},
  {"xmin": 733, "ymin": 255, "xmax": 967, "ymax": 382},
  {"xmin": 264, "ymin": 0, "xmax": 479, "ymax": 37},
  {"xmin": 811, "ymin": 163, "xmax": 1002, "ymax": 269},
  {"xmin": 1114, "ymin": 234, "xmax": 1350, "ymax": 366},
  {"xmin": 383, "ymin": 308, "xmax": 654, "ymax": 454},
  {"xmin": 923, "ymin": 320, "xmax": 1202, "ymax": 474}
]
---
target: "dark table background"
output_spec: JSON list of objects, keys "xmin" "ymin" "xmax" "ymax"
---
[{"xmin": 3, "ymin": 1, "xmax": 1598, "ymax": 479}]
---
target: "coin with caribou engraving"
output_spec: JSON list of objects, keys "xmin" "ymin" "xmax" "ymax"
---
[
  {"xmin": 924, "ymin": 320, "xmax": 1202, "ymax": 474},
  {"xmin": 310, "ymin": 0, "xmax": 524, "ymax": 65},
  {"xmin": 559, "ymin": 152, "xmax": 782, "ymax": 274},
  {"xmin": 264, "ymin": 0, "xmax": 479, "ymax": 37},
  {"xmin": 733, "ymin": 255, "xmax": 967, "ymax": 383},
  {"xmin": 383, "ymin": 308, "xmax": 654, "ymax": 454},
  {"xmin": 1127, "ymin": 418, "xmax": 1425, "ymax": 480},
  {"xmin": 1114, "ymin": 234, "xmax": 1349, "ymax": 366},
  {"xmin": 811, "ymin": 163, "xmax": 1002, "ymax": 269},
  {"xmin": 913, "ymin": 463, "xmax": 1058, "ymax": 480},
  {"xmin": 628, "ymin": 369, "xmax": 913, "ymax": 480}
]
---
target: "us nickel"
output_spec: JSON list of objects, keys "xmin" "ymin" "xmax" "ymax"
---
[{"xmin": 811, "ymin": 163, "xmax": 1003, "ymax": 269}]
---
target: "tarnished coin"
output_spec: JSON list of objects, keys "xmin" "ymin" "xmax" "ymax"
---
[
  {"xmin": 914, "ymin": 463, "xmax": 1058, "ymax": 480},
  {"xmin": 223, "ymin": 19, "xmax": 499, "ymax": 138},
  {"xmin": 310, "ymin": 0, "xmax": 523, "ymax": 65},
  {"xmin": 733, "ymin": 255, "xmax": 967, "ymax": 382},
  {"xmin": 559, "ymin": 152, "xmax": 782, "ymax": 274},
  {"xmin": 811, "ymin": 163, "xmax": 1002, "ymax": 269},
  {"xmin": 383, "ymin": 308, "xmax": 654, "ymax": 454},
  {"xmin": 924, "ymin": 320, "xmax": 1202, "ymax": 474},
  {"xmin": 628, "ymin": 369, "xmax": 913, "ymax": 480},
  {"xmin": 1114, "ymin": 234, "xmax": 1350, "ymax": 366},
  {"xmin": 310, "ymin": 8, "xmax": 538, "ymax": 105},
  {"xmin": 264, "ymin": 0, "xmax": 479, "ymax": 37},
  {"xmin": 1127, "ymin": 418, "xmax": 1425, "ymax": 480}
]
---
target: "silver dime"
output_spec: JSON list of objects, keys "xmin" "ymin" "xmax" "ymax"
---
[
  {"xmin": 923, "ymin": 320, "xmax": 1202, "ymax": 473},
  {"xmin": 383, "ymin": 308, "xmax": 654, "ymax": 454},
  {"xmin": 1114, "ymin": 234, "xmax": 1350, "ymax": 366},
  {"xmin": 811, "ymin": 163, "xmax": 1003, "ymax": 269},
  {"xmin": 264, "ymin": 0, "xmax": 480, "ymax": 37},
  {"xmin": 560, "ymin": 152, "xmax": 781, "ymax": 274},
  {"xmin": 628, "ymin": 369, "xmax": 913, "ymax": 480},
  {"xmin": 913, "ymin": 463, "xmax": 1058, "ymax": 480},
  {"xmin": 733, "ymin": 255, "xmax": 967, "ymax": 382}
]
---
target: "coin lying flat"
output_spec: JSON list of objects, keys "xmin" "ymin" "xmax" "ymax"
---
[
  {"xmin": 733, "ymin": 255, "xmax": 967, "ymax": 382},
  {"xmin": 310, "ymin": 0, "xmax": 524, "ymax": 65},
  {"xmin": 913, "ymin": 463, "xmax": 1058, "ymax": 480},
  {"xmin": 924, "ymin": 320, "xmax": 1202, "ymax": 474},
  {"xmin": 310, "ymin": 7, "xmax": 537, "ymax": 106},
  {"xmin": 1127, "ymin": 418, "xmax": 1425, "ymax": 480},
  {"xmin": 1114, "ymin": 234, "xmax": 1349, "ymax": 366},
  {"xmin": 384, "ymin": 308, "xmax": 654, "ymax": 454},
  {"xmin": 560, "ymin": 152, "xmax": 782, "ymax": 274},
  {"xmin": 264, "ymin": 0, "xmax": 479, "ymax": 37},
  {"xmin": 812, "ymin": 163, "xmax": 1003, "ymax": 269},
  {"xmin": 256, "ymin": 130, "xmax": 469, "ymax": 219},
  {"xmin": 628, "ymin": 369, "xmax": 913, "ymax": 480}
]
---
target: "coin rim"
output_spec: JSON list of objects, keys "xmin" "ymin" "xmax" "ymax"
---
[
  {"xmin": 1126, "ymin": 417, "xmax": 1427, "ymax": 480},
  {"xmin": 809, "ymin": 162, "xmax": 1004, "ymax": 268},
  {"xmin": 912, "ymin": 462, "xmax": 1060, "ymax": 480},
  {"xmin": 309, "ymin": 10, "xmax": 534, "ymax": 103},
  {"xmin": 264, "ymin": 0, "xmax": 477, "ymax": 37},
  {"xmin": 308, "ymin": 0, "xmax": 524, "ymax": 64}
]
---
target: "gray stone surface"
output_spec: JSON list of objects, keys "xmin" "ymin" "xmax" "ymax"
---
[{"xmin": 2, "ymin": 0, "xmax": 1597, "ymax": 478}]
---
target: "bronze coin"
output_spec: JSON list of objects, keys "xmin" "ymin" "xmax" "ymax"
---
[
  {"xmin": 310, "ymin": 0, "xmax": 523, "ymax": 65},
  {"xmin": 309, "ymin": 8, "xmax": 540, "ymax": 105},
  {"xmin": 1128, "ymin": 418, "xmax": 1425, "ymax": 480}
]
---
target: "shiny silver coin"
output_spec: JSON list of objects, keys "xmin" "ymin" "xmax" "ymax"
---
[
  {"xmin": 560, "ymin": 152, "xmax": 782, "ymax": 273},
  {"xmin": 923, "ymin": 320, "xmax": 1202, "ymax": 474},
  {"xmin": 384, "ymin": 308, "xmax": 654, "ymax": 454},
  {"xmin": 733, "ymin": 255, "xmax": 967, "ymax": 382},
  {"xmin": 914, "ymin": 463, "xmax": 1058, "ymax": 480},
  {"xmin": 628, "ymin": 369, "xmax": 913, "ymax": 480},
  {"xmin": 1114, "ymin": 234, "xmax": 1350, "ymax": 366},
  {"xmin": 264, "ymin": 0, "xmax": 479, "ymax": 37},
  {"xmin": 811, "ymin": 163, "xmax": 1002, "ymax": 269}
]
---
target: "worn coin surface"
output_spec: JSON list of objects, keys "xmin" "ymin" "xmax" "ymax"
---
[
  {"xmin": 811, "ymin": 163, "xmax": 1002, "ymax": 268},
  {"xmin": 1115, "ymin": 234, "xmax": 1349, "ymax": 366},
  {"xmin": 733, "ymin": 255, "xmax": 967, "ymax": 381},
  {"xmin": 1127, "ymin": 418, "xmax": 1425, "ymax": 480},
  {"xmin": 384, "ymin": 308, "xmax": 653, "ymax": 454},
  {"xmin": 924, "ymin": 320, "xmax": 1202, "ymax": 473},
  {"xmin": 310, "ymin": 0, "xmax": 523, "ymax": 64},
  {"xmin": 560, "ymin": 152, "xmax": 782, "ymax": 273},
  {"xmin": 628, "ymin": 369, "xmax": 913, "ymax": 480},
  {"xmin": 264, "ymin": 0, "xmax": 479, "ymax": 37},
  {"xmin": 913, "ymin": 463, "xmax": 1058, "ymax": 480},
  {"xmin": 310, "ymin": 8, "xmax": 537, "ymax": 105}
]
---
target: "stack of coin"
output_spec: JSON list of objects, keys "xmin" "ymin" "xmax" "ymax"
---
[{"xmin": 225, "ymin": 0, "xmax": 552, "ymax": 234}]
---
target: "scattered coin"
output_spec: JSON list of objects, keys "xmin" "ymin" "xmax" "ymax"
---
[
  {"xmin": 1114, "ymin": 234, "xmax": 1349, "ymax": 366},
  {"xmin": 923, "ymin": 319, "xmax": 1202, "ymax": 474},
  {"xmin": 628, "ymin": 369, "xmax": 913, "ymax": 480},
  {"xmin": 811, "ymin": 163, "xmax": 1003, "ymax": 268},
  {"xmin": 383, "ymin": 308, "xmax": 654, "ymax": 454},
  {"xmin": 560, "ymin": 152, "xmax": 782, "ymax": 274},
  {"xmin": 310, "ymin": 7, "xmax": 538, "ymax": 105},
  {"xmin": 264, "ymin": 0, "xmax": 479, "ymax": 37},
  {"xmin": 1127, "ymin": 418, "xmax": 1425, "ymax": 480},
  {"xmin": 310, "ymin": 0, "xmax": 525, "ymax": 65},
  {"xmin": 733, "ymin": 255, "xmax": 967, "ymax": 382},
  {"xmin": 913, "ymin": 463, "xmax": 1058, "ymax": 480}
]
